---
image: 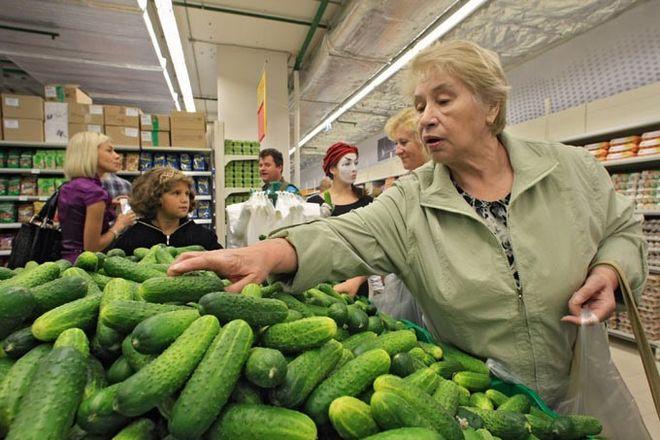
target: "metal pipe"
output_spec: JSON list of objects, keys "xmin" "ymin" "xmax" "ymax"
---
[
  {"xmin": 172, "ymin": 1, "xmax": 329, "ymax": 29},
  {"xmin": 0, "ymin": 24, "xmax": 59, "ymax": 39},
  {"xmin": 293, "ymin": 70, "xmax": 301, "ymax": 187},
  {"xmin": 293, "ymin": 0, "xmax": 329, "ymax": 71}
]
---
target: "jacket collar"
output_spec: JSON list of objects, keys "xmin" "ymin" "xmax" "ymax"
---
[
  {"xmin": 138, "ymin": 217, "xmax": 193, "ymax": 236},
  {"xmin": 417, "ymin": 131, "xmax": 558, "ymax": 217}
]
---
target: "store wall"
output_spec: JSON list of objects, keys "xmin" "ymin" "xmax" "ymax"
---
[{"xmin": 216, "ymin": 45, "xmax": 291, "ymax": 178}]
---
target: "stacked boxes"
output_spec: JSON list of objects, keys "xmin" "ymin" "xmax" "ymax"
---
[
  {"xmin": 224, "ymin": 139, "xmax": 260, "ymax": 155},
  {"xmin": 171, "ymin": 112, "xmax": 206, "ymax": 148},
  {"xmin": 68, "ymin": 104, "xmax": 104, "ymax": 138},
  {"xmin": 44, "ymin": 85, "xmax": 98, "ymax": 142},
  {"xmin": 45, "ymin": 84, "xmax": 92, "ymax": 105},
  {"xmin": 104, "ymin": 105, "xmax": 140, "ymax": 146},
  {"xmin": 585, "ymin": 130, "xmax": 660, "ymax": 162},
  {"xmin": 2, "ymin": 94, "xmax": 44, "ymax": 142},
  {"xmin": 224, "ymin": 160, "xmax": 260, "ymax": 189},
  {"xmin": 140, "ymin": 114, "xmax": 171, "ymax": 147},
  {"xmin": 610, "ymin": 170, "xmax": 660, "ymax": 211},
  {"xmin": 609, "ymin": 274, "xmax": 660, "ymax": 341}
]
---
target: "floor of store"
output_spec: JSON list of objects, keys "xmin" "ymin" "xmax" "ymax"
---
[{"xmin": 609, "ymin": 337, "xmax": 660, "ymax": 437}]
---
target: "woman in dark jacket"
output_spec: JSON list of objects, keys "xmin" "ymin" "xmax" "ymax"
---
[{"xmin": 112, "ymin": 167, "xmax": 220, "ymax": 254}]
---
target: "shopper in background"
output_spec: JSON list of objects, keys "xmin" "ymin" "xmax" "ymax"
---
[
  {"xmin": 371, "ymin": 107, "xmax": 431, "ymax": 324},
  {"xmin": 259, "ymin": 148, "xmax": 300, "ymax": 194},
  {"xmin": 168, "ymin": 40, "xmax": 647, "ymax": 409},
  {"xmin": 102, "ymin": 172, "xmax": 132, "ymax": 217},
  {"xmin": 59, "ymin": 132, "xmax": 136, "ymax": 263},
  {"xmin": 111, "ymin": 167, "xmax": 220, "ymax": 255}
]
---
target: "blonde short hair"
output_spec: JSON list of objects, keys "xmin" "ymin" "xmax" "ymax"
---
[
  {"xmin": 64, "ymin": 131, "xmax": 110, "ymax": 180},
  {"xmin": 384, "ymin": 107, "xmax": 429, "ymax": 158},
  {"xmin": 130, "ymin": 167, "xmax": 196, "ymax": 219},
  {"xmin": 407, "ymin": 40, "xmax": 510, "ymax": 135}
]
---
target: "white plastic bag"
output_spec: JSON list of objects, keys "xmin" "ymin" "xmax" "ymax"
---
[
  {"xmin": 370, "ymin": 274, "xmax": 425, "ymax": 325},
  {"xmin": 555, "ymin": 309, "xmax": 651, "ymax": 439}
]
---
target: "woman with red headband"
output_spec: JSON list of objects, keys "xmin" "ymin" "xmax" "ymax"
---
[{"xmin": 307, "ymin": 142, "xmax": 373, "ymax": 296}]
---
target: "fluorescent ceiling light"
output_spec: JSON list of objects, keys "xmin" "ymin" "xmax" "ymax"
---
[
  {"xmin": 293, "ymin": 0, "xmax": 488, "ymax": 153},
  {"xmin": 154, "ymin": 0, "xmax": 196, "ymax": 111}
]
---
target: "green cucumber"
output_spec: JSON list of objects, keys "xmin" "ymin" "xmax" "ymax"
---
[
  {"xmin": 169, "ymin": 319, "xmax": 254, "ymax": 439},
  {"xmin": 418, "ymin": 341, "xmax": 443, "ymax": 360},
  {"xmin": 2, "ymin": 326, "xmax": 39, "ymax": 359},
  {"xmin": 96, "ymin": 278, "xmax": 137, "ymax": 350},
  {"xmin": 121, "ymin": 336, "xmax": 155, "ymax": 371},
  {"xmin": 529, "ymin": 406, "xmax": 552, "ymax": 421},
  {"xmin": 260, "ymin": 281, "xmax": 283, "ymax": 297},
  {"xmin": 31, "ymin": 293, "xmax": 102, "ymax": 341},
  {"xmin": 77, "ymin": 384, "xmax": 129, "ymax": 435},
  {"xmin": 390, "ymin": 352, "xmax": 421, "ymax": 377},
  {"xmin": 363, "ymin": 427, "xmax": 444, "ymax": 440},
  {"xmin": 139, "ymin": 275, "xmax": 224, "ymax": 304},
  {"xmin": 367, "ymin": 315, "xmax": 384, "ymax": 334},
  {"xmin": 155, "ymin": 247, "xmax": 174, "ymax": 264},
  {"xmin": 112, "ymin": 418, "xmax": 155, "ymax": 440},
  {"xmin": 261, "ymin": 316, "xmax": 337, "ymax": 353},
  {"xmin": 470, "ymin": 392, "xmax": 494, "ymax": 410},
  {"xmin": 54, "ymin": 328, "xmax": 90, "ymax": 357},
  {"xmin": 285, "ymin": 309, "xmax": 304, "ymax": 322},
  {"xmin": 84, "ymin": 356, "xmax": 108, "ymax": 400},
  {"xmin": 432, "ymin": 378, "xmax": 460, "ymax": 416},
  {"xmin": 316, "ymin": 283, "xmax": 345, "ymax": 301},
  {"xmin": 460, "ymin": 407, "xmax": 529, "ymax": 440},
  {"xmin": 408, "ymin": 347, "xmax": 434, "ymax": 366},
  {"xmin": 453, "ymin": 371, "xmax": 491, "ymax": 392},
  {"xmin": 485, "ymin": 389, "xmax": 510, "ymax": 407},
  {"xmin": 525, "ymin": 414, "xmax": 554, "ymax": 440},
  {"xmin": 75, "ymin": 251, "xmax": 98, "ymax": 272},
  {"xmin": 329, "ymin": 396, "xmax": 379, "ymax": 440},
  {"xmin": 206, "ymin": 403, "xmax": 317, "ymax": 440},
  {"xmin": 342, "ymin": 331, "xmax": 377, "ymax": 352},
  {"xmin": 88, "ymin": 271, "xmax": 113, "ymax": 290},
  {"xmin": 373, "ymin": 375, "xmax": 462, "ymax": 440},
  {"xmin": 497, "ymin": 394, "xmax": 531, "ymax": 413},
  {"xmin": 241, "ymin": 283, "xmax": 262, "ymax": 298},
  {"xmin": 346, "ymin": 304, "xmax": 369, "ymax": 333},
  {"xmin": 270, "ymin": 339, "xmax": 343, "ymax": 408},
  {"xmin": 403, "ymin": 367, "xmax": 441, "ymax": 395},
  {"xmin": 378, "ymin": 313, "xmax": 406, "ymax": 331},
  {"xmin": 0, "ymin": 358, "xmax": 13, "ymax": 384},
  {"xmin": 174, "ymin": 245, "xmax": 205, "ymax": 255},
  {"xmin": 100, "ymin": 300, "xmax": 190, "ymax": 333},
  {"xmin": 370, "ymin": 390, "xmax": 434, "ymax": 431},
  {"xmin": 0, "ymin": 287, "xmax": 35, "ymax": 337},
  {"xmin": 106, "ymin": 248, "xmax": 126, "ymax": 258},
  {"xmin": 272, "ymin": 292, "xmax": 315, "ymax": 317},
  {"xmin": 136, "ymin": 247, "xmax": 158, "ymax": 265},
  {"xmin": 107, "ymin": 356, "xmax": 135, "ymax": 384},
  {"xmin": 551, "ymin": 415, "xmax": 602, "ymax": 439},
  {"xmin": 328, "ymin": 348, "xmax": 355, "ymax": 376},
  {"xmin": 334, "ymin": 326, "xmax": 351, "ymax": 341},
  {"xmin": 0, "ymin": 344, "xmax": 51, "ymax": 432},
  {"xmin": 0, "ymin": 267, "xmax": 14, "ymax": 280},
  {"xmin": 245, "ymin": 347, "xmax": 287, "ymax": 388},
  {"xmin": 31, "ymin": 276, "xmax": 88, "ymax": 314},
  {"xmin": 440, "ymin": 343, "xmax": 489, "ymax": 374},
  {"xmin": 62, "ymin": 267, "xmax": 102, "ymax": 295},
  {"xmin": 230, "ymin": 379, "xmax": 263, "ymax": 404},
  {"xmin": 328, "ymin": 301, "xmax": 348, "ymax": 327},
  {"xmin": 131, "ymin": 308, "xmax": 200, "ymax": 354},
  {"xmin": 103, "ymin": 257, "xmax": 164, "ymax": 283},
  {"xmin": 306, "ymin": 288, "xmax": 342, "ymax": 307},
  {"xmin": 457, "ymin": 384, "xmax": 471, "ymax": 406},
  {"xmin": 0, "ymin": 262, "xmax": 59, "ymax": 289},
  {"xmin": 430, "ymin": 359, "xmax": 463, "ymax": 379},
  {"xmin": 54, "ymin": 259, "xmax": 72, "ymax": 272},
  {"xmin": 6, "ymin": 346, "xmax": 87, "ymax": 440},
  {"xmin": 305, "ymin": 348, "xmax": 391, "ymax": 425},
  {"xmin": 133, "ymin": 247, "xmax": 149, "ymax": 260},
  {"xmin": 354, "ymin": 330, "xmax": 417, "ymax": 356},
  {"xmin": 114, "ymin": 315, "xmax": 220, "ymax": 417},
  {"xmin": 199, "ymin": 291, "xmax": 288, "ymax": 327}
]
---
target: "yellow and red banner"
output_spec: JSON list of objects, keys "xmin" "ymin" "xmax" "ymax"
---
[{"xmin": 257, "ymin": 68, "xmax": 267, "ymax": 142}]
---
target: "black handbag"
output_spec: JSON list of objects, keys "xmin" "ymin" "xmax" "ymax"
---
[{"xmin": 8, "ymin": 189, "xmax": 62, "ymax": 268}]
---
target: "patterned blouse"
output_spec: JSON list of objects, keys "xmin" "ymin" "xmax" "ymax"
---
[{"xmin": 453, "ymin": 179, "xmax": 521, "ymax": 290}]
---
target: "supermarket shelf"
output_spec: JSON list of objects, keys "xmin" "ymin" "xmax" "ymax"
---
[
  {"xmin": 0, "ymin": 250, "xmax": 10, "ymax": 256},
  {"xmin": 608, "ymin": 328, "xmax": 660, "ymax": 354},
  {"xmin": 0, "ymin": 140, "xmax": 67, "ymax": 149},
  {"xmin": 195, "ymin": 195, "xmax": 212, "ymax": 201},
  {"xmin": 225, "ymin": 154, "xmax": 257, "ymax": 163},
  {"xmin": 193, "ymin": 219, "xmax": 212, "ymax": 224},
  {"xmin": 0, "ymin": 195, "xmax": 50, "ymax": 202},
  {"xmin": 637, "ymin": 209, "xmax": 660, "ymax": 216},
  {"xmin": 0, "ymin": 223, "xmax": 21, "ymax": 229},
  {"xmin": 601, "ymin": 154, "xmax": 660, "ymax": 171},
  {"xmin": 114, "ymin": 145, "xmax": 141, "ymax": 152},
  {"xmin": 0, "ymin": 168, "xmax": 64, "ymax": 175},
  {"xmin": 224, "ymin": 187, "xmax": 252, "ymax": 196},
  {"xmin": 182, "ymin": 171, "xmax": 212, "ymax": 177},
  {"xmin": 142, "ymin": 146, "xmax": 212, "ymax": 153},
  {"xmin": 650, "ymin": 267, "xmax": 660, "ymax": 275}
]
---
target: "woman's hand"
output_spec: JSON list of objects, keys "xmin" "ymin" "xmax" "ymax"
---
[
  {"xmin": 334, "ymin": 276, "xmax": 367, "ymax": 297},
  {"xmin": 114, "ymin": 211, "xmax": 137, "ymax": 232},
  {"xmin": 561, "ymin": 265, "xmax": 618, "ymax": 325},
  {"xmin": 167, "ymin": 238, "xmax": 298, "ymax": 292}
]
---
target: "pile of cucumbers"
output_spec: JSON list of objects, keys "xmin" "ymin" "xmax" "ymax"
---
[{"xmin": 0, "ymin": 245, "xmax": 603, "ymax": 439}]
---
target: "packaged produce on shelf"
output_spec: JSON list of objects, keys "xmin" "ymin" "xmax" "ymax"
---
[
  {"xmin": 7, "ymin": 176, "xmax": 20, "ymax": 195},
  {"xmin": 0, "ymin": 232, "xmax": 13, "ymax": 249},
  {"xmin": 6, "ymin": 150, "xmax": 19, "ymax": 168},
  {"xmin": 196, "ymin": 177, "xmax": 210, "ymax": 195},
  {"xmin": 193, "ymin": 153, "xmax": 207, "ymax": 171},
  {"xmin": 0, "ymin": 177, "xmax": 7, "ymax": 195},
  {"xmin": 196, "ymin": 200, "xmax": 212, "ymax": 219},
  {"xmin": 166, "ymin": 153, "xmax": 179, "ymax": 169},
  {"xmin": 180, "ymin": 153, "xmax": 192, "ymax": 171},
  {"xmin": 0, "ymin": 202, "xmax": 16, "ymax": 222},
  {"xmin": 139, "ymin": 152, "xmax": 153, "ymax": 171},
  {"xmin": 153, "ymin": 152, "xmax": 167, "ymax": 168},
  {"xmin": 224, "ymin": 139, "xmax": 260, "ymax": 155},
  {"xmin": 20, "ymin": 176, "xmax": 37, "ymax": 196},
  {"xmin": 611, "ymin": 170, "xmax": 660, "ymax": 211},
  {"xmin": 0, "ymin": 151, "xmax": 5, "ymax": 167},
  {"xmin": 37, "ymin": 178, "xmax": 56, "ymax": 197},
  {"xmin": 19, "ymin": 151, "xmax": 32, "ymax": 169},
  {"xmin": 17, "ymin": 203, "xmax": 34, "ymax": 223},
  {"xmin": 124, "ymin": 153, "xmax": 140, "ymax": 171}
]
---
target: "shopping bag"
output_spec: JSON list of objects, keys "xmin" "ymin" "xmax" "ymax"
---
[
  {"xmin": 554, "ymin": 308, "xmax": 652, "ymax": 439},
  {"xmin": 8, "ymin": 188, "xmax": 61, "ymax": 268},
  {"xmin": 370, "ymin": 274, "xmax": 425, "ymax": 325}
]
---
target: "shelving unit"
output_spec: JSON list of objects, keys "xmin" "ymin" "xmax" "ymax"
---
[
  {"xmin": 607, "ymin": 328, "xmax": 660, "ymax": 360},
  {"xmin": 0, "ymin": 168, "xmax": 64, "ymax": 175},
  {"xmin": 0, "ymin": 195, "xmax": 51, "ymax": 202},
  {"xmin": 0, "ymin": 250, "xmax": 11, "ymax": 256},
  {"xmin": 0, "ymin": 223, "xmax": 21, "ymax": 229},
  {"xmin": 0, "ymin": 141, "xmax": 66, "ymax": 149}
]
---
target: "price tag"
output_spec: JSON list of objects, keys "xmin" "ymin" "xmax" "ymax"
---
[
  {"xmin": 88, "ymin": 125, "xmax": 102, "ymax": 133},
  {"xmin": 18, "ymin": 196, "xmax": 28, "ymax": 201},
  {"xmin": 4, "ymin": 119, "xmax": 18, "ymax": 129},
  {"xmin": 45, "ymin": 86, "xmax": 57, "ymax": 98},
  {"xmin": 4, "ymin": 97, "xmax": 19, "ymax": 107},
  {"xmin": 124, "ymin": 128, "xmax": 139, "ymax": 138},
  {"xmin": 90, "ymin": 105, "xmax": 103, "ymax": 115},
  {"xmin": 141, "ymin": 115, "xmax": 151, "ymax": 126},
  {"xmin": 31, "ymin": 169, "xmax": 40, "ymax": 174},
  {"xmin": 126, "ymin": 108, "xmax": 139, "ymax": 117}
]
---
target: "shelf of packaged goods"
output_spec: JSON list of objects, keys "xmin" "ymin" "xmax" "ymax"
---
[
  {"xmin": 193, "ymin": 219, "xmax": 212, "ymax": 225},
  {"xmin": 114, "ymin": 145, "xmax": 141, "ymax": 152},
  {"xmin": 224, "ymin": 154, "xmax": 258, "ymax": 163},
  {"xmin": 195, "ymin": 195, "xmax": 212, "ymax": 201},
  {"xmin": 0, "ymin": 141, "xmax": 67, "ymax": 149},
  {"xmin": 0, "ymin": 223, "xmax": 21, "ymax": 229},
  {"xmin": 142, "ymin": 146, "xmax": 213, "ymax": 153},
  {"xmin": 650, "ymin": 267, "xmax": 660, "ymax": 275},
  {"xmin": 224, "ymin": 187, "xmax": 253, "ymax": 196},
  {"xmin": 0, "ymin": 195, "xmax": 51, "ymax": 202},
  {"xmin": 0, "ymin": 168, "xmax": 64, "ymax": 175},
  {"xmin": 561, "ymin": 120, "xmax": 660, "ymax": 145},
  {"xmin": 637, "ymin": 209, "xmax": 660, "ymax": 216},
  {"xmin": 0, "ymin": 249, "xmax": 10, "ymax": 256},
  {"xmin": 607, "ymin": 328, "xmax": 660, "ymax": 358},
  {"xmin": 601, "ymin": 154, "xmax": 660, "ymax": 171},
  {"xmin": 182, "ymin": 171, "xmax": 212, "ymax": 177}
]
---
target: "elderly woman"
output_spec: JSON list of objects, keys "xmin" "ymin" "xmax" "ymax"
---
[{"xmin": 169, "ymin": 41, "xmax": 647, "ymax": 409}]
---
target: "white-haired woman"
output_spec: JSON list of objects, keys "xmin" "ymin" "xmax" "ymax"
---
[
  {"xmin": 59, "ymin": 132, "xmax": 136, "ymax": 262},
  {"xmin": 167, "ymin": 41, "xmax": 647, "ymax": 421}
]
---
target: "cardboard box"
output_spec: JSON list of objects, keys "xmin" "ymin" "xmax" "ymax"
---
[
  {"xmin": 171, "ymin": 129, "xmax": 206, "ymax": 148},
  {"xmin": 68, "ymin": 123, "xmax": 104, "ymax": 138},
  {"xmin": 1, "ymin": 94, "xmax": 44, "ymax": 120},
  {"xmin": 104, "ymin": 105, "xmax": 140, "ymax": 128},
  {"xmin": 105, "ymin": 126, "xmax": 140, "ymax": 146},
  {"xmin": 44, "ymin": 85, "xmax": 92, "ymax": 105},
  {"xmin": 44, "ymin": 102, "xmax": 68, "ymax": 143},
  {"xmin": 69, "ymin": 103, "xmax": 104, "ymax": 125},
  {"xmin": 141, "ymin": 131, "xmax": 171, "ymax": 147},
  {"xmin": 3, "ymin": 119, "xmax": 44, "ymax": 142},
  {"xmin": 140, "ymin": 114, "xmax": 170, "ymax": 131},
  {"xmin": 170, "ymin": 111, "xmax": 205, "ymax": 131}
]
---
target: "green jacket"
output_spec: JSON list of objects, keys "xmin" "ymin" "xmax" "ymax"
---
[{"xmin": 273, "ymin": 132, "xmax": 648, "ymax": 405}]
